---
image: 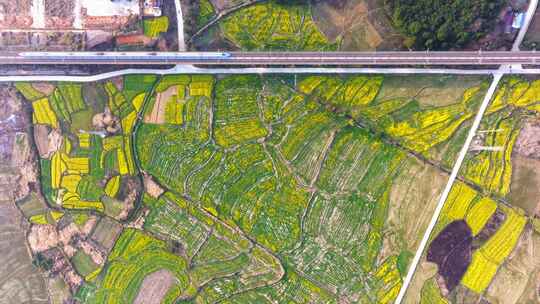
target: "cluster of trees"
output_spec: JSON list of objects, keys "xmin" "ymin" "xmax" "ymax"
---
[
  {"xmin": 386, "ymin": 0, "xmax": 506, "ymax": 50},
  {"xmin": 182, "ymin": 0, "xmax": 201, "ymax": 49},
  {"xmin": 32, "ymin": 253, "xmax": 53, "ymax": 271},
  {"xmin": 274, "ymin": 0, "xmax": 345, "ymax": 6},
  {"xmin": 274, "ymin": 0, "xmax": 309, "ymax": 3}
]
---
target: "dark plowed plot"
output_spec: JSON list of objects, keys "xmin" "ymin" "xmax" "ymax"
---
[{"xmin": 427, "ymin": 220, "xmax": 472, "ymax": 292}]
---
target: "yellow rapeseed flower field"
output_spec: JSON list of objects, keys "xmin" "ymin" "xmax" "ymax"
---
[
  {"xmin": 104, "ymin": 175, "xmax": 121, "ymax": 198},
  {"xmin": 461, "ymin": 251, "xmax": 498, "ymax": 293},
  {"xmin": 32, "ymin": 98, "xmax": 58, "ymax": 128},
  {"xmin": 465, "ymin": 197, "xmax": 497, "ymax": 236}
]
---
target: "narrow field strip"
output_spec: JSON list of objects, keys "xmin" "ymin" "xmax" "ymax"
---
[
  {"xmin": 0, "ymin": 67, "xmax": 504, "ymax": 84},
  {"xmin": 394, "ymin": 72, "xmax": 504, "ymax": 304},
  {"xmin": 8, "ymin": 65, "xmax": 540, "ymax": 84}
]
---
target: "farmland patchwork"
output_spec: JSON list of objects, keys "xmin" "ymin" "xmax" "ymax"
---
[
  {"xmin": 5, "ymin": 74, "xmax": 540, "ymax": 303},
  {"xmin": 405, "ymin": 76, "xmax": 540, "ymax": 304}
]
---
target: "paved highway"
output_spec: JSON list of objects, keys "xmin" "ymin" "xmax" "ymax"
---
[{"xmin": 5, "ymin": 51, "xmax": 540, "ymax": 66}]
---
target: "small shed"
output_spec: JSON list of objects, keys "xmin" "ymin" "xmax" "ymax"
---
[
  {"xmin": 143, "ymin": 0, "xmax": 162, "ymax": 17},
  {"xmin": 512, "ymin": 12, "xmax": 525, "ymax": 29}
]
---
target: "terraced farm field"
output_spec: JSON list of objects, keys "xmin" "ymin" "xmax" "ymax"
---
[
  {"xmin": 129, "ymin": 73, "xmax": 488, "ymax": 303},
  {"xmin": 13, "ymin": 73, "xmax": 532, "ymax": 303},
  {"xmin": 192, "ymin": 0, "xmax": 403, "ymax": 51},
  {"xmin": 405, "ymin": 76, "xmax": 540, "ymax": 304}
]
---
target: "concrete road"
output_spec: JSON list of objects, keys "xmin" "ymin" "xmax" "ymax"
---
[
  {"xmin": 5, "ymin": 51, "xmax": 540, "ymax": 66},
  {"xmin": 174, "ymin": 0, "xmax": 186, "ymax": 51}
]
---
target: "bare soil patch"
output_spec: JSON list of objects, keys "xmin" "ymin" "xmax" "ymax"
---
[
  {"xmin": 383, "ymin": 158, "xmax": 447, "ymax": 258},
  {"xmin": 145, "ymin": 85, "xmax": 177, "ymax": 124},
  {"xmin": 86, "ymin": 30, "xmax": 114, "ymax": 49},
  {"xmin": 144, "ymin": 174, "xmax": 164, "ymax": 198},
  {"xmin": 514, "ymin": 121, "xmax": 540, "ymax": 159},
  {"xmin": 133, "ymin": 269, "xmax": 176, "ymax": 304},
  {"xmin": 0, "ymin": 0, "xmax": 33, "ymax": 28},
  {"xmin": 210, "ymin": 0, "xmax": 251, "ymax": 12},
  {"xmin": 375, "ymin": 75, "xmax": 486, "ymax": 107},
  {"xmin": 509, "ymin": 154, "xmax": 540, "ymax": 216},
  {"xmin": 92, "ymin": 108, "xmax": 120, "ymax": 134},
  {"xmin": 90, "ymin": 216, "xmax": 123, "ymax": 252},
  {"xmin": 0, "ymin": 201, "xmax": 49, "ymax": 303},
  {"xmin": 34, "ymin": 126, "xmax": 62, "ymax": 158},
  {"xmin": 312, "ymin": 0, "xmax": 402, "ymax": 51},
  {"xmin": 33, "ymin": 124, "xmax": 50, "ymax": 158},
  {"xmin": 0, "ymin": 85, "xmax": 48, "ymax": 303},
  {"xmin": 486, "ymin": 227, "xmax": 540, "ymax": 303},
  {"xmin": 32, "ymin": 83, "xmax": 55, "ymax": 95},
  {"xmin": 509, "ymin": 120, "xmax": 540, "ymax": 216}
]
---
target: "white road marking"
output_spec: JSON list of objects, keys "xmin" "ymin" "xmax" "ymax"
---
[{"xmin": 470, "ymin": 146, "xmax": 504, "ymax": 152}]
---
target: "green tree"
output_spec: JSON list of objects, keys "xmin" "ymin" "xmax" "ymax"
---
[
  {"xmin": 408, "ymin": 21, "xmax": 422, "ymax": 35},
  {"xmin": 386, "ymin": 0, "xmax": 505, "ymax": 50},
  {"xmin": 436, "ymin": 23, "xmax": 450, "ymax": 41}
]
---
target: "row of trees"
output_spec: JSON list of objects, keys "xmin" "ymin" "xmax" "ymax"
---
[{"xmin": 385, "ymin": 0, "xmax": 506, "ymax": 50}]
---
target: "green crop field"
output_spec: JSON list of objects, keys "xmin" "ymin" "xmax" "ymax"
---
[
  {"xmin": 193, "ymin": 0, "xmax": 411, "ymax": 52},
  {"xmin": 197, "ymin": 0, "xmax": 216, "ymax": 29},
  {"xmin": 12, "ymin": 77, "xmax": 159, "ymax": 302},
  {"xmin": 194, "ymin": 2, "xmax": 340, "ymax": 51},
  {"xmin": 17, "ymin": 76, "xmax": 157, "ymax": 218},
  {"xmin": 129, "ymin": 74, "xmax": 490, "ymax": 303},
  {"xmin": 144, "ymin": 16, "xmax": 170, "ymax": 38},
  {"xmin": 14, "ymin": 73, "xmax": 539, "ymax": 304}
]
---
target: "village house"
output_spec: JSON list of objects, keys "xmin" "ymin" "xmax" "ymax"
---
[{"xmin": 81, "ymin": 0, "xmax": 141, "ymax": 30}]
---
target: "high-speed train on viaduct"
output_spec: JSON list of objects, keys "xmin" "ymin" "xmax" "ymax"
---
[{"xmin": 16, "ymin": 51, "xmax": 233, "ymax": 64}]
